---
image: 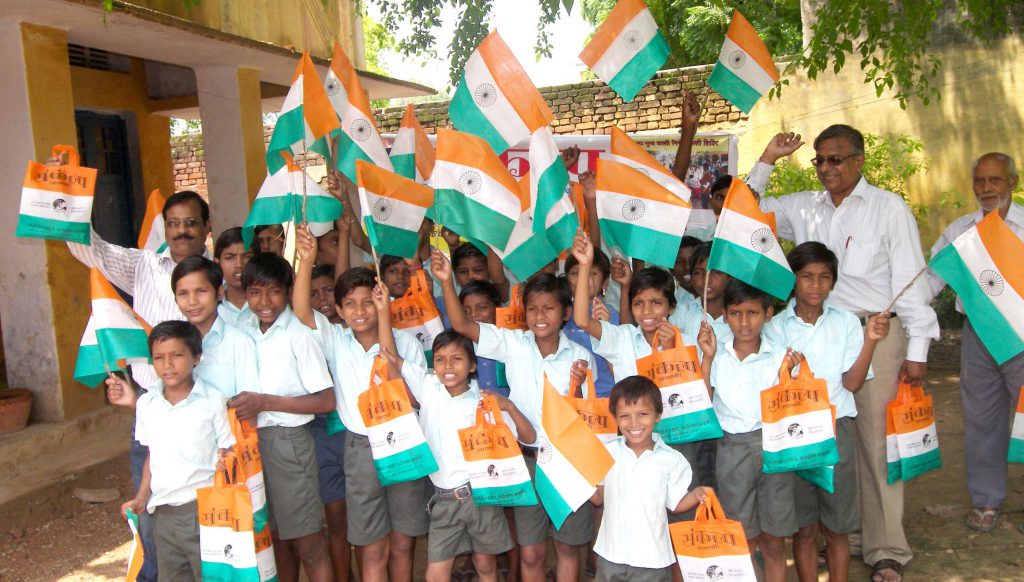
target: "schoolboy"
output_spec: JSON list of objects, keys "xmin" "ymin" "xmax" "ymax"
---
[
  {"xmin": 380, "ymin": 254, "xmax": 412, "ymax": 299},
  {"xmin": 229, "ymin": 252, "xmax": 336, "ymax": 582},
  {"xmin": 439, "ymin": 249, "xmax": 596, "ymax": 582},
  {"xmin": 460, "ymin": 280, "xmax": 510, "ymax": 396},
  {"xmin": 311, "ymin": 264, "xmax": 343, "ymax": 325},
  {"xmin": 697, "ymin": 278, "xmax": 803, "ymax": 582},
  {"xmin": 563, "ymin": 247, "xmax": 619, "ymax": 397},
  {"xmin": 292, "ymin": 227, "xmax": 429, "ymax": 582},
  {"xmin": 672, "ymin": 241, "xmax": 731, "ymax": 340},
  {"xmin": 253, "ymin": 224, "xmax": 285, "ymax": 256},
  {"xmin": 592, "ymin": 376, "xmax": 710, "ymax": 581},
  {"xmin": 377, "ymin": 309, "xmax": 536, "ymax": 582},
  {"xmin": 672, "ymin": 235, "xmax": 704, "ymax": 300},
  {"xmin": 118, "ymin": 321, "xmax": 234, "ymax": 581},
  {"xmin": 214, "ymin": 227, "xmax": 253, "ymax": 327},
  {"xmin": 316, "ymin": 229, "xmax": 340, "ymax": 266},
  {"xmin": 766, "ymin": 242, "xmax": 890, "ymax": 582}
]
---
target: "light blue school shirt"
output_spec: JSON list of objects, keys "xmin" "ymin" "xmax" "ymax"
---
[
  {"xmin": 475, "ymin": 323, "xmax": 596, "ymax": 433},
  {"xmin": 765, "ymin": 300, "xmax": 868, "ymax": 420},
  {"xmin": 564, "ymin": 304, "xmax": 620, "ymax": 397},
  {"xmin": 242, "ymin": 306, "xmax": 333, "ymax": 428},
  {"xmin": 671, "ymin": 298, "xmax": 731, "ymax": 342},
  {"xmin": 708, "ymin": 333, "xmax": 786, "ymax": 434},
  {"xmin": 217, "ymin": 298, "xmax": 253, "ymax": 328},
  {"xmin": 195, "ymin": 316, "xmax": 258, "ymax": 399}
]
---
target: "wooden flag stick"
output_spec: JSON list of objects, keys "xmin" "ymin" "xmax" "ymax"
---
[
  {"xmin": 300, "ymin": 136, "xmax": 309, "ymax": 225},
  {"xmin": 701, "ymin": 271, "xmax": 711, "ymax": 322},
  {"xmin": 883, "ymin": 266, "xmax": 929, "ymax": 313}
]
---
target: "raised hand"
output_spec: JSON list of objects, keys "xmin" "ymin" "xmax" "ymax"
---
[
  {"xmin": 371, "ymin": 281, "xmax": 390, "ymax": 313},
  {"xmin": 569, "ymin": 359, "xmax": 589, "ymax": 392},
  {"xmin": 105, "ymin": 374, "xmax": 138, "ymax": 408},
  {"xmin": 570, "ymin": 232, "xmax": 594, "ymax": 266},
  {"xmin": 759, "ymin": 132, "xmax": 805, "ymax": 165},
  {"xmin": 295, "ymin": 223, "xmax": 317, "ymax": 263},
  {"xmin": 326, "ymin": 168, "xmax": 347, "ymax": 202},
  {"xmin": 561, "ymin": 146, "xmax": 581, "ymax": 170},
  {"xmin": 655, "ymin": 320, "xmax": 676, "ymax": 349},
  {"xmin": 579, "ymin": 171, "xmax": 596, "ymax": 202},
  {"xmin": 697, "ymin": 320, "xmax": 717, "ymax": 359},
  {"xmin": 592, "ymin": 297, "xmax": 610, "ymax": 322},
  {"xmin": 681, "ymin": 90, "xmax": 702, "ymax": 127},
  {"xmin": 867, "ymin": 312, "xmax": 891, "ymax": 342},
  {"xmin": 430, "ymin": 248, "xmax": 452, "ymax": 282},
  {"xmin": 610, "ymin": 257, "xmax": 632, "ymax": 288}
]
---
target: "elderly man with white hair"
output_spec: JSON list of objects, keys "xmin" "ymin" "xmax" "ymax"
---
[{"xmin": 927, "ymin": 152, "xmax": 1024, "ymax": 534}]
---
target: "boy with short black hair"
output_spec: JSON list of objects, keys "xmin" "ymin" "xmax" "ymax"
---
[
  {"xmin": 696, "ymin": 278, "xmax": 802, "ymax": 582},
  {"xmin": 118, "ymin": 321, "xmax": 234, "ymax": 582},
  {"xmin": 253, "ymin": 224, "xmax": 285, "ymax": 256},
  {"xmin": 592, "ymin": 376, "xmax": 709, "ymax": 581},
  {"xmin": 310, "ymin": 264, "xmax": 342, "ymax": 325},
  {"xmin": 672, "ymin": 241, "xmax": 731, "ymax": 340},
  {"xmin": 459, "ymin": 280, "xmax": 509, "ymax": 396},
  {"xmin": 767, "ymin": 242, "xmax": 890, "ymax": 582},
  {"xmin": 214, "ymin": 227, "xmax": 253, "ymax": 326},
  {"xmin": 230, "ymin": 252, "xmax": 336, "ymax": 582},
  {"xmin": 564, "ymin": 247, "xmax": 619, "ymax": 397}
]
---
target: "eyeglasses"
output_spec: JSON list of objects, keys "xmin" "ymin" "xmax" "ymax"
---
[
  {"xmin": 810, "ymin": 153, "xmax": 860, "ymax": 168},
  {"xmin": 165, "ymin": 218, "xmax": 203, "ymax": 229}
]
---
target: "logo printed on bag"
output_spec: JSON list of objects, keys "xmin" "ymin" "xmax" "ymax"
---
[
  {"xmin": 386, "ymin": 432, "xmax": 396, "ymax": 445},
  {"xmin": 707, "ymin": 565, "xmax": 724, "ymax": 580},
  {"xmin": 922, "ymin": 434, "xmax": 932, "ymax": 446},
  {"xmin": 487, "ymin": 464, "xmax": 498, "ymax": 478},
  {"xmin": 764, "ymin": 387, "xmax": 823, "ymax": 413},
  {"xmin": 900, "ymin": 404, "xmax": 933, "ymax": 424},
  {"xmin": 52, "ymin": 199, "xmax": 68, "ymax": 214},
  {"xmin": 32, "ymin": 167, "xmax": 90, "ymax": 188},
  {"xmin": 364, "ymin": 399, "xmax": 406, "ymax": 422},
  {"xmin": 223, "ymin": 545, "xmax": 233, "ymax": 558},
  {"xmin": 667, "ymin": 393, "xmax": 684, "ymax": 409},
  {"xmin": 787, "ymin": 423, "xmax": 803, "ymax": 438},
  {"xmin": 647, "ymin": 359, "xmax": 700, "ymax": 379}
]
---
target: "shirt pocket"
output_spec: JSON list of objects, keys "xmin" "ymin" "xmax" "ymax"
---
[{"xmin": 840, "ymin": 238, "xmax": 880, "ymax": 279}]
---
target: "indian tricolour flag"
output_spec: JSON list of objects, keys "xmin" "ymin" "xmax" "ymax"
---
[
  {"xmin": 709, "ymin": 179, "xmax": 794, "ymax": 300},
  {"xmin": 137, "ymin": 189, "xmax": 167, "ymax": 253},
  {"xmin": 929, "ymin": 211, "xmax": 1024, "ymax": 364},
  {"xmin": 595, "ymin": 157, "xmax": 691, "ymax": 268},
  {"xmin": 708, "ymin": 10, "xmax": 780, "ymax": 114},
  {"xmin": 534, "ymin": 375, "xmax": 614, "ymax": 529},
  {"xmin": 389, "ymin": 104, "xmax": 435, "ymax": 183},
  {"xmin": 529, "ymin": 124, "xmax": 571, "ymax": 240},
  {"xmin": 492, "ymin": 173, "xmax": 579, "ymax": 281},
  {"xmin": 431, "ymin": 129, "xmax": 525, "ymax": 251},
  {"xmin": 243, "ymin": 152, "xmax": 343, "ymax": 249},
  {"xmin": 579, "ymin": 0, "xmax": 669, "ymax": 103},
  {"xmin": 356, "ymin": 160, "xmax": 434, "ymax": 259},
  {"xmin": 450, "ymin": 30, "xmax": 553, "ymax": 155},
  {"xmin": 266, "ymin": 52, "xmax": 339, "ymax": 174},
  {"xmin": 605, "ymin": 126, "xmax": 690, "ymax": 202},
  {"xmin": 323, "ymin": 42, "xmax": 393, "ymax": 183},
  {"xmin": 88, "ymin": 269, "xmax": 151, "ymax": 368}
]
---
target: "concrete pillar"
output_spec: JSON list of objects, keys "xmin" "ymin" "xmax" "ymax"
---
[
  {"xmin": 0, "ymin": 20, "xmax": 96, "ymax": 421},
  {"xmin": 195, "ymin": 66, "xmax": 267, "ymax": 234}
]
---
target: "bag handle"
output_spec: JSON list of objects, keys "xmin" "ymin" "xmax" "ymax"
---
[
  {"xmin": 510, "ymin": 284, "xmax": 522, "ymax": 309},
  {"xmin": 568, "ymin": 367, "xmax": 596, "ymax": 400},
  {"xmin": 694, "ymin": 489, "xmax": 725, "ymax": 522},
  {"xmin": 649, "ymin": 325, "xmax": 683, "ymax": 352},
  {"xmin": 215, "ymin": 453, "xmax": 240, "ymax": 487},
  {"xmin": 475, "ymin": 395, "xmax": 508, "ymax": 429},
  {"xmin": 896, "ymin": 381, "xmax": 917, "ymax": 403},
  {"xmin": 777, "ymin": 358, "xmax": 814, "ymax": 386},
  {"xmin": 371, "ymin": 355, "xmax": 390, "ymax": 383},
  {"xmin": 227, "ymin": 406, "xmax": 257, "ymax": 443},
  {"xmin": 51, "ymin": 145, "xmax": 80, "ymax": 167}
]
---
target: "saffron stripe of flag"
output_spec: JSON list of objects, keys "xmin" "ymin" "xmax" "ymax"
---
[
  {"xmin": 607, "ymin": 127, "xmax": 691, "ymax": 201},
  {"xmin": 137, "ymin": 189, "xmax": 167, "ymax": 254},
  {"xmin": 243, "ymin": 153, "xmax": 343, "ymax": 249},
  {"xmin": 430, "ymin": 129, "xmax": 526, "ymax": 251},
  {"xmin": 707, "ymin": 10, "xmax": 780, "ymax": 114},
  {"xmin": 450, "ymin": 30, "xmax": 553, "ymax": 155},
  {"xmin": 322, "ymin": 42, "xmax": 394, "ymax": 183},
  {"xmin": 578, "ymin": 0, "xmax": 669, "ymax": 103},
  {"xmin": 266, "ymin": 52, "xmax": 340, "ymax": 174},
  {"xmin": 389, "ymin": 104, "xmax": 436, "ymax": 183},
  {"xmin": 595, "ymin": 157, "xmax": 691, "ymax": 268},
  {"xmin": 929, "ymin": 211, "xmax": 1024, "ymax": 364},
  {"xmin": 529, "ymin": 124, "xmax": 570, "ymax": 237},
  {"xmin": 708, "ymin": 179, "xmax": 794, "ymax": 300},
  {"xmin": 356, "ymin": 160, "xmax": 434, "ymax": 259},
  {"xmin": 90, "ymin": 269, "xmax": 151, "ymax": 366},
  {"xmin": 534, "ymin": 375, "xmax": 614, "ymax": 529}
]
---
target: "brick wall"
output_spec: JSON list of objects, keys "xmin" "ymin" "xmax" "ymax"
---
[{"xmin": 171, "ymin": 63, "xmax": 747, "ymax": 190}]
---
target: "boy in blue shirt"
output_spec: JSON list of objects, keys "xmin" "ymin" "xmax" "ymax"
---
[
  {"xmin": 766, "ymin": 242, "xmax": 890, "ymax": 582},
  {"xmin": 563, "ymin": 247, "xmax": 619, "ymax": 397},
  {"xmin": 459, "ymin": 280, "xmax": 510, "ymax": 396},
  {"xmin": 696, "ymin": 278, "xmax": 803, "ymax": 582}
]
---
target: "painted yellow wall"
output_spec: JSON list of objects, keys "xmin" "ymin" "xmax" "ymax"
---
[
  {"xmin": 137, "ymin": 0, "xmax": 356, "ymax": 59},
  {"xmin": 20, "ymin": 23, "xmax": 99, "ymax": 419},
  {"xmin": 740, "ymin": 38, "xmax": 1024, "ymax": 247}
]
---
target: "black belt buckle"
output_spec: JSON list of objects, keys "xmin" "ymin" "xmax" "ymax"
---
[{"xmin": 453, "ymin": 484, "xmax": 471, "ymax": 500}]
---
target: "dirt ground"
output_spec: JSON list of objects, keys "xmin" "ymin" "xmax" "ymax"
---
[{"xmin": 1, "ymin": 331, "xmax": 1022, "ymax": 582}]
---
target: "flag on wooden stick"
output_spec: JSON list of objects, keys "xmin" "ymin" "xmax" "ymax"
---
[
  {"xmin": 579, "ymin": 0, "xmax": 670, "ymax": 103},
  {"xmin": 707, "ymin": 10, "xmax": 780, "ymax": 114},
  {"xmin": 266, "ymin": 52, "xmax": 339, "ymax": 174}
]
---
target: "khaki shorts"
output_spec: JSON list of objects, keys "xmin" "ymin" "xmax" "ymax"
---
[
  {"xmin": 514, "ymin": 454, "xmax": 595, "ymax": 547},
  {"xmin": 258, "ymin": 425, "xmax": 324, "ymax": 540},
  {"xmin": 343, "ymin": 431, "xmax": 431, "ymax": 546},
  {"xmin": 716, "ymin": 430, "xmax": 797, "ymax": 539},
  {"xmin": 153, "ymin": 500, "xmax": 201, "ymax": 581},
  {"xmin": 596, "ymin": 555, "xmax": 673, "ymax": 582},
  {"xmin": 794, "ymin": 417, "xmax": 860, "ymax": 534},
  {"xmin": 426, "ymin": 488, "xmax": 513, "ymax": 562}
]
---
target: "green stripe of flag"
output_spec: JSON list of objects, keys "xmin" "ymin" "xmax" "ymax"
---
[
  {"xmin": 930, "ymin": 244, "xmax": 1024, "ymax": 364},
  {"xmin": 1008, "ymin": 438, "xmax": 1024, "ymax": 463},
  {"xmin": 608, "ymin": 33, "xmax": 670, "ymax": 103},
  {"xmin": 74, "ymin": 344, "xmax": 111, "ymax": 388},
  {"xmin": 449, "ymin": 75, "xmax": 512, "ymax": 155},
  {"xmin": 335, "ymin": 129, "xmax": 378, "ymax": 184},
  {"xmin": 504, "ymin": 234, "xmax": 560, "ymax": 282},
  {"xmin": 373, "ymin": 441, "xmax": 439, "ymax": 486},
  {"xmin": 545, "ymin": 210, "xmax": 579, "ymax": 253},
  {"xmin": 266, "ymin": 107, "xmax": 304, "ymax": 174},
  {"xmin": 16, "ymin": 215, "xmax": 91, "ymax": 244},
  {"xmin": 95, "ymin": 328, "xmax": 150, "ymax": 365},
  {"xmin": 599, "ymin": 219, "xmax": 680, "ymax": 268},
  {"xmin": 243, "ymin": 194, "xmax": 343, "ymax": 248},
  {"xmin": 708, "ymin": 64, "xmax": 762, "ymax": 114},
  {"xmin": 534, "ymin": 465, "xmax": 573, "ymax": 530},
  {"xmin": 762, "ymin": 438, "xmax": 839, "ymax": 474},
  {"xmin": 533, "ymin": 162, "xmax": 569, "ymax": 236},
  {"xmin": 434, "ymin": 188, "xmax": 516, "ymax": 251},
  {"xmin": 708, "ymin": 238, "xmax": 795, "ymax": 300},
  {"xmin": 368, "ymin": 220, "xmax": 420, "ymax": 259},
  {"xmin": 391, "ymin": 153, "xmax": 416, "ymax": 181}
]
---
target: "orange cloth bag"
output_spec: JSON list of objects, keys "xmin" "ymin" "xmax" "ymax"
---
[
  {"xmin": 565, "ymin": 368, "xmax": 617, "ymax": 443},
  {"xmin": 496, "ymin": 284, "xmax": 528, "ymax": 330},
  {"xmin": 670, "ymin": 490, "xmax": 757, "ymax": 581}
]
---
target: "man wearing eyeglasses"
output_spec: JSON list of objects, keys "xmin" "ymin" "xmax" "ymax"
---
[
  {"xmin": 67, "ymin": 190, "xmax": 211, "ymax": 582},
  {"xmin": 746, "ymin": 125, "xmax": 939, "ymax": 582},
  {"xmin": 925, "ymin": 153, "xmax": 1024, "ymax": 537}
]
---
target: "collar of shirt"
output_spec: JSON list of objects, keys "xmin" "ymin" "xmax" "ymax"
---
[
  {"xmin": 721, "ymin": 332, "xmax": 777, "ymax": 363},
  {"xmin": 248, "ymin": 306, "xmax": 295, "ymax": 337},
  {"xmin": 151, "ymin": 378, "xmax": 211, "ymax": 407},
  {"xmin": 204, "ymin": 316, "xmax": 226, "ymax": 348},
  {"xmin": 524, "ymin": 330, "xmax": 578, "ymax": 362},
  {"xmin": 778, "ymin": 299, "xmax": 843, "ymax": 328},
  {"xmin": 968, "ymin": 204, "xmax": 1024, "ymax": 229},
  {"xmin": 812, "ymin": 175, "xmax": 870, "ymax": 208},
  {"xmin": 609, "ymin": 432, "xmax": 673, "ymax": 461}
]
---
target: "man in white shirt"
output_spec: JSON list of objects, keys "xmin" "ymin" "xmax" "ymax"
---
[
  {"xmin": 68, "ymin": 190, "xmax": 211, "ymax": 582},
  {"xmin": 927, "ymin": 153, "xmax": 1024, "ymax": 534},
  {"xmin": 746, "ymin": 125, "xmax": 939, "ymax": 582}
]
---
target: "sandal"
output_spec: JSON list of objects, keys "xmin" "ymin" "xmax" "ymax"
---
[
  {"xmin": 817, "ymin": 548, "xmax": 827, "ymax": 569},
  {"xmin": 966, "ymin": 507, "xmax": 1001, "ymax": 532},
  {"xmin": 871, "ymin": 559, "xmax": 904, "ymax": 582}
]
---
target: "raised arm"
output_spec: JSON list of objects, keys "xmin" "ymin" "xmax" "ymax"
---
[
  {"xmin": 745, "ymin": 132, "xmax": 805, "ymax": 198},
  {"xmin": 433, "ymin": 248, "xmax": 480, "ymax": 342},
  {"xmin": 697, "ymin": 320, "xmax": 716, "ymax": 396},
  {"xmin": 487, "ymin": 247, "xmax": 511, "ymax": 304},
  {"xmin": 671, "ymin": 90, "xmax": 702, "ymax": 181},
  {"xmin": 482, "ymin": 391, "xmax": 537, "ymax": 445},
  {"xmin": 334, "ymin": 212, "xmax": 353, "ymax": 277},
  {"xmin": 67, "ymin": 226, "xmax": 143, "ymax": 295},
  {"xmin": 373, "ymin": 280, "xmax": 403, "ymax": 380},
  {"xmin": 291, "ymin": 224, "xmax": 318, "ymax": 329},
  {"xmin": 570, "ymin": 233, "xmax": 603, "ymax": 340},
  {"xmin": 611, "ymin": 257, "xmax": 633, "ymax": 325},
  {"xmin": 579, "ymin": 171, "xmax": 602, "ymax": 250}
]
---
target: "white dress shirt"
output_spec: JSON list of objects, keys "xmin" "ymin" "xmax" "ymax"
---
[
  {"xmin": 927, "ymin": 203, "xmax": 1024, "ymax": 312},
  {"xmin": 747, "ymin": 162, "xmax": 939, "ymax": 361}
]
